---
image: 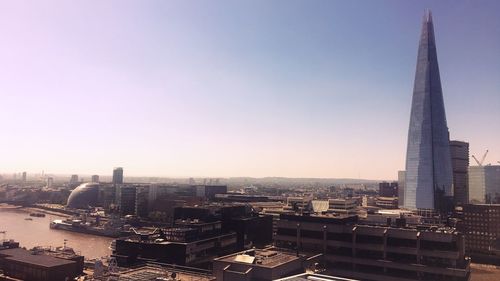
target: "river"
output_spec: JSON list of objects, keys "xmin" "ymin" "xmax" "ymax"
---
[{"xmin": 0, "ymin": 206, "xmax": 113, "ymax": 259}]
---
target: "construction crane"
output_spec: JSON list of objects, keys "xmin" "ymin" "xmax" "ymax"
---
[{"xmin": 472, "ymin": 150, "xmax": 489, "ymax": 166}]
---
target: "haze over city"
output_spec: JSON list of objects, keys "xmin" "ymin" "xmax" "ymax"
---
[{"xmin": 1, "ymin": 0, "xmax": 499, "ymax": 179}]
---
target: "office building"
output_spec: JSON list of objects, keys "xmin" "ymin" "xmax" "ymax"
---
[
  {"xmin": 375, "ymin": 197, "xmax": 399, "ymax": 209},
  {"xmin": 461, "ymin": 204, "xmax": 500, "ymax": 255},
  {"xmin": 274, "ymin": 213, "xmax": 470, "ymax": 281},
  {"xmin": 469, "ymin": 165, "xmax": 500, "ymax": 204},
  {"xmin": 174, "ymin": 204, "xmax": 273, "ymax": 250},
  {"xmin": 116, "ymin": 185, "xmax": 137, "ymax": 216},
  {"xmin": 112, "ymin": 221, "xmax": 237, "ymax": 268},
  {"xmin": 91, "ymin": 174, "xmax": 99, "ymax": 183},
  {"xmin": 135, "ymin": 185, "xmax": 150, "ymax": 218},
  {"xmin": 404, "ymin": 11, "xmax": 453, "ymax": 211},
  {"xmin": 327, "ymin": 198, "xmax": 358, "ymax": 215},
  {"xmin": 398, "ymin": 171, "xmax": 406, "ymax": 207},
  {"xmin": 21, "ymin": 171, "xmax": 27, "ymax": 183},
  {"xmin": 196, "ymin": 185, "xmax": 228, "ymax": 199},
  {"xmin": 112, "ymin": 167, "xmax": 124, "ymax": 184},
  {"xmin": 379, "ymin": 182, "xmax": 398, "ymax": 197},
  {"xmin": 450, "ymin": 141, "xmax": 469, "ymax": 205}
]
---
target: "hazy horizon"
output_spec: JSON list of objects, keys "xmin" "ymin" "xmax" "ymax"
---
[{"xmin": 1, "ymin": 0, "xmax": 499, "ymax": 180}]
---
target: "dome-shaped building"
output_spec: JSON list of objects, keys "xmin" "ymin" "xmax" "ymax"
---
[{"xmin": 67, "ymin": 182, "xmax": 100, "ymax": 209}]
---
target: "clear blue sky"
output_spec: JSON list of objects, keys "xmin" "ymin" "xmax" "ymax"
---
[{"xmin": 0, "ymin": 0, "xmax": 499, "ymax": 180}]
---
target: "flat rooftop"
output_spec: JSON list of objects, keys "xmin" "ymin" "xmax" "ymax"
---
[
  {"xmin": 217, "ymin": 248, "xmax": 300, "ymax": 268},
  {"xmin": 0, "ymin": 248, "xmax": 75, "ymax": 268},
  {"xmin": 114, "ymin": 265, "xmax": 215, "ymax": 281},
  {"xmin": 275, "ymin": 273, "xmax": 359, "ymax": 281}
]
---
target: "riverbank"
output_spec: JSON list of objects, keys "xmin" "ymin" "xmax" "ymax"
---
[{"xmin": 0, "ymin": 207, "xmax": 113, "ymax": 259}]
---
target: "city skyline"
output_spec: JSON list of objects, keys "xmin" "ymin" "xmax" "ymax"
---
[{"xmin": 1, "ymin": 1, "xmax": 499, "ymax": 179}]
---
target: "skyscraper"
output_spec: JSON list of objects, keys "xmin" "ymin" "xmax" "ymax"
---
[
  {"xmin": 112, "ymin": 167, "xmax": 124, "ymax": 184},
  {"xmin": 404, "ymin": 11, "xmax": 453, "ymax": 211}
]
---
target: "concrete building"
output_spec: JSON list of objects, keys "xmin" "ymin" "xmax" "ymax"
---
[
  {"xmin": 112, "ymin": 167, "xmax": 124, "ymax": 184},
  {"xmin": 469, "ymin": 165, "xmax": 500, "ymax": 204},
  {"xmin": 285, "ymin": 197, "xmax": 313, "ymax": 213},
  {"xmin": 0, "ymin": 247, "xmax": 83, "ymax": 281},
  {"xmin": 450, "ymin": 141, "xmax": 469, "ymax": 205},
  {"xmin": 46, "ymin": 177, "xmax": 54, "ymax": 188},
  {"xmin": 398, "ymin": 171, "xmax": 406, "ymax": 208},
  {"xmin": 461, "ymin": 204, "xmax": 500, "ymax": 255},
  {"xmin": 213, "ymin": 248, "xmax": 305, "ymax": 281},
  {"xmin": 404, "ymin": 11, "xmax": 453, "ymax": 211},
  {"xmin": 327, "ymin": 198, "xmax": 357, "ymax": 215},
  {"xmin": 375, "ymin": 197, "xmax": 399, "ymax": 209},
  {"xmin": 112, "ymin": 221, "xmax": 237, "ymax": 268},
  {"xmin": 274, "ymin": 213, "xmax": 471, "ymax": 281}
]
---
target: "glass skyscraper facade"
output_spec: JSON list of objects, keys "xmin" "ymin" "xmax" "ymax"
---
[{"xmin": 404, "ymin": 11, "xmax": 453, "ymax": 211}]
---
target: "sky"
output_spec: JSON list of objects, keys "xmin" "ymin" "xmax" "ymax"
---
[{"xmin": 0, "ymin": 0, "xmax": 499, "ymax": 180}]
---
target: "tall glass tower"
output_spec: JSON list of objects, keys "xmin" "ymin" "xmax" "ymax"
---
[{"xmin": 404, "ymin": 11, "xmax": 453, "ymax": 211}]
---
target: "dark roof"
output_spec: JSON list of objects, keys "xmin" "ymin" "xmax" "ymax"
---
[{"xmin": 0, "ymin": 248, "xmax": 75, "ymax": 268}]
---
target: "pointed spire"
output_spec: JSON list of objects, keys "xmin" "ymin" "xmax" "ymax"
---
[{"xmin": 425, "ymin": 9, "xmax": 433, "ymax": 23}]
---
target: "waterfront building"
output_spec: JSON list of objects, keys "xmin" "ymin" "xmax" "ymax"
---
[
  {"xmin": 112, "ymin": 167, "xmax": 124, "ymax": 184},
  {"xmin": 468, "ymin": 165, "xmax": 500, "ymax": 204},
  {"xmin": 0, "ymin": 246, "xmax": 83, "ymax": 281},
  {"xmin": 66, "ymin": 182, "xmax": 100, "ymax": 209},
  {"xmin": 379, "ymin": 182, "xmax": 398, "ymax": 197},
  {"xmin": 404, "ymin": 11, "xmax": 453, "ymax": 211},
  {"xmin": 274, "ymin": 213, "xmax": 471, "ymax": 281},
  {"xmin": 112, "ymin": 221, "xmax": 237, "ymax": 268},
  {"xmin": 213, "ymin": 248, "xmax": 306, "ymax": 281},
  {"xmin": 450, "ymin": 141, "xmax": 469, "ymax": 205},
  {"xmin": 398, "ymin": 171, "xmax": 406, "ymax": 207}
]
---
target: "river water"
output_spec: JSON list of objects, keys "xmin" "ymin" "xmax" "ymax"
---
[{"xmin": 0, "ymin": 206, "xmax": 113, "ymax": 259}]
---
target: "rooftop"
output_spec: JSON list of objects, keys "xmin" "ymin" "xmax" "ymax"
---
[
  {"xmin": 275, "ymin": 273, "xmax": 358, "ymax": 281},
  {"xmin": 216, "ymin": 248, "xmax": 300, "ymax": 268},
  {"xmin": 0, "ymin": 248, "xmax": 75, "ymax": 268},
  {"xmin": 111, "ymin": 265, "xmax": 215, "ymax": 281}
]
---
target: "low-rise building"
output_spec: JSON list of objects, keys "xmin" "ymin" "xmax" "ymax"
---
[{"xmin": 213, "ymin": 248, "xmax": 304, "ymax": 281}]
